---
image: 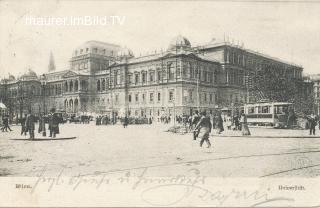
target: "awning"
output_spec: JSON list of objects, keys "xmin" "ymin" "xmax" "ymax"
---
[{"xmin": 0, "ymin": 102, "xmax": 7, "ymax": 109}]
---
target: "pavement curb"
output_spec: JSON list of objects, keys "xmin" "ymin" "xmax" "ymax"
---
[
  {"xmin": 211, "ymin": 135, "xmax": 320, "ymax": 138},
  {"xmin": 10, "ymin": 137, "xmax": 77, "ymax": 141}
]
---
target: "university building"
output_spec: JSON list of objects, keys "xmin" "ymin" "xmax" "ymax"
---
[
  {"xmin": 310, "ymin": 74, "xmax": 320, "ymax": 115},
  {"xmin": 0, "ymin": 35, "xmax": 310, "ymax": 120}
]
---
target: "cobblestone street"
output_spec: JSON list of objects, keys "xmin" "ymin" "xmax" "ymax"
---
[{"xmin": 1, "ymin": 123, "xmax": 320, "ymax": 178}]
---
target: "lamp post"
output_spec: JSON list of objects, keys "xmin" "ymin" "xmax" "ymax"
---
[
  {"xmin": 18, "ymin": 80, "xmax": 23, "ymax": 121},
  {"xmin": 40, "ymin": 74, "xmax": 47, "ymax": 137}
]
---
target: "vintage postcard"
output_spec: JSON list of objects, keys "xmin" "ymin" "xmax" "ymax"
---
[{"xmin": 0, "ymin": 0, "xmax": 320, "ymax": 207}]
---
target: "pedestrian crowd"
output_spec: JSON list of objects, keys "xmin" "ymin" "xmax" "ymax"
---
[
  {"xmin": 1, "ymin": 108, "xmax": 62, "ymax": 140},
  {"xmin": 189, "ymin": 110, "xmax": 251, "ymax": 148}
]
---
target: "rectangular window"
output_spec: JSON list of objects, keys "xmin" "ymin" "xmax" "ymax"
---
[
  {"xmin": 157, "ymin": 70, "xmax": 162, "ymax": 81},
  {"xmin": 210, "ymin": 94, "xmax": 213, "ymax": 103},
  {"xmin": 249, "ymin": 107, "xmax": 255, "ymax": 114},
  {"xmin": 157, "ymin": 92, "xmax": 161, "ymax": 101},
  {"xmin": 142, "ymin": 93, "xmax": 146, "ymax": 102},
  {"xmin": 128, "ymin": 74, "xmax": 133, "ymax": 84},
  {"xmin": 176, "ymin": 66, "xmax": 181, "ymax": 78},
  {"xmin": 135, "ymin": 94, "xmax": 139, "ymax": 102},
  {"xmin": 142, "ymin": 73, "xmax": 146, "ymax": 83},
  {"xmin": 129, "ymin": 95, "xmax": 132, "ymax": 102},
  {"xmin": 169, "ymin": 91, "xmax": 174, "ymax": 101},
  {"xmin": 150, "ymin": 93, "xmax": 154, "ymax": 102},
  {"xmin": 149, "ymin": 72, "xmax": 154, "ymax": 82},
  {"xmin": 135, "ymin": 74, "xmax": 139, "ymax": 84}
]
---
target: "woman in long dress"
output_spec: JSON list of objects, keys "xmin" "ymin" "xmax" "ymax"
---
[{"xmin": 240, "ymin": 113, "xmax": 251, "ymax": 136}]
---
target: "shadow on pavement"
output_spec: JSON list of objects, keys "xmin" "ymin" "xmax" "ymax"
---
[{"xmin": 10, "ymin": 137, "xmax": 76, "ymax": 141}]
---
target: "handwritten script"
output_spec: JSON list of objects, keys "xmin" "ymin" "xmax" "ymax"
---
[{"xmin": 30, "ymin": 166, "xmax": 295, "ymax": 206}]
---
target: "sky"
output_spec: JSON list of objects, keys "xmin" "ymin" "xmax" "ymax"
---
[{"xmin": 0, "ymin": 0, "xmax": 320, "ymax": 78}]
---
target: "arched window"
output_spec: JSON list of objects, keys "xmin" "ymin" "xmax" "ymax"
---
[
  {"xmin": 69, "ymin": 99, "xmax": 73, "ymax": 112},
  {"xmin": 64, "ymin": 99, "xmax": 68, "ymax": 110},
  {"xmin": 97, "ymin": 80, "xmax": 101, "ymax": 91}
]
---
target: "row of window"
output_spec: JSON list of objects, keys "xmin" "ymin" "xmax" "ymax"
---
[
  {"xmin": 128, "ymin": 91, "xmax": 174, "ymax": 103},
  {"xmin": 226, "ymin": 50, "xmax": 302, "ymax": 79},
  {"xmin": 74, "ymin": 48, "xmax": 115, "ymax": 56}
]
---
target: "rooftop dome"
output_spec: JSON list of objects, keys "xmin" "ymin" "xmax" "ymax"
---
[
  {"xmin": 167, "ymin": 35, "xmax": 191, "ymax": 51},
  {"xmin": 20, "ymin": 69, "xmax": 37, "ymax": 80},
  {"xmin": 8, "ymin": 74, "xmax": 15, "ymax": 81}
]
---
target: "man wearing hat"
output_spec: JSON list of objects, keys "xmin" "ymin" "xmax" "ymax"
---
[{"xmin": 194, "ymin": 111, "xmax": 212, "ymax": 148}]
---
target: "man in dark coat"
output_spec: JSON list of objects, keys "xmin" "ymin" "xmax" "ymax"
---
[
  {"xmin": 192, "ymin": 110, "xmax": 201, "ymax": 140},
  {"xmin": 123, "ymin": 116, "xmax": 129, "ymax": 128},
  {"xmin": 217, "ymin": 112, "xmax": 224, "ymax": 134},
  {"xmin": 49, "ymin": 109, "xmax": 60, "ymax": 138},
  {"xmin": 195, "ymin": 111, "xmax": 212, "ymax": 148},
  {"xmin": 20, "ymin": 114, "xmax": 27, "ymax": 135},
  {"xmin": 25, "ymin": 112, "xmax": 35, "ymax": 139},
  {"xmin": 233, "ymin": 114, "xmax": 240, "ymax": 131},
  {"xmin": 308, "ymin": 113, "xmax": 317, "ymax": 135}
]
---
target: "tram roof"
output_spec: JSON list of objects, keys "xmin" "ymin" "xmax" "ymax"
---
[{"xmin": 244, "ymin": 102, "xmax": 293, "ymax": 106}]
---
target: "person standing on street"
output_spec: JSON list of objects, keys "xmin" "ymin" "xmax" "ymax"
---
[
  {"xmin": 308, "ymin": 113, "xmax": 317, "ymax": 135},
  {"xmin": 49, "ymin": 108, "xmax": 60, "ymax": 138},
  {"xmin": 25, "ymin": 111, "xmax": 35, "ymax": 139},
  {"xmin": 123, "ymin": 115, "xmax": 129, "ymax": 128},
  {"xmin": 240, "ymin": 113, "xmax": 251, "ymax": 136},
  {"xmin": 217, "ymin": 112, "xmax": 224, "ymax": 134},
  {"xmin": 20, "ymin": 114, "xmax": 27, "ymax": 136},
  {"xmin": 195, "ymin": 111, "xmax": 212, "ymax": 148},
  {"xmin": 192, "ymin": 110, "xmax": 201, "ymax": 140},
  {"xmin": 2, "ymin": 115, "xmax": 12, "ymax": 132}
]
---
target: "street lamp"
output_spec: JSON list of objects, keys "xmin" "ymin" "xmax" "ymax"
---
[
  {"xmin": 17, "ymin": 80, "xmax": 24, "ymax": 121},
  {"xmin": 40, "ymin": 74, "xmax": 47, "ymax": 137}
]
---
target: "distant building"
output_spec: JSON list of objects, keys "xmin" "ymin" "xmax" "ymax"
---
[
  {"xmin": 310, "ymin": 74, "xmax": 320, "ymax": 115},
  {"xmin": 0, "ymin": 36, "xmax": 311, "ymax": 120}
]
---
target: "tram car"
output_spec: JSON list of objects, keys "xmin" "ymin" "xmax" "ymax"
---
[{"xmin": 243, "ymin": 102, "xmax": 293, "ymax": 128}]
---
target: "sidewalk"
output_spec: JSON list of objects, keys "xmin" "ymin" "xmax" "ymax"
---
[{"xmin": 211, "ymin": 127, "xmax": 320, "ymax": 138}]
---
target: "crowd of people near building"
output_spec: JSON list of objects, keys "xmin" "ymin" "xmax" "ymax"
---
[
  {"xmin": 1, "ymin": 107, "xmax": 320, "ymax": 141},
  {"xmin": 1, "ymin": 108, "xmax": 62, "ymax": 139},
  {"xmin": 95, "ymin": 115, "xmax": 153, "ymax": 126}
]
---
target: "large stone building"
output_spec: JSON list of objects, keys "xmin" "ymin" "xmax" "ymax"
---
[
  {"xmin": 0, "ymin": 35, "xmax": 312, "ymax": 120},
  {"xmin": 310, "ymin": 74, "xmax": 320, "ymax": 115}
]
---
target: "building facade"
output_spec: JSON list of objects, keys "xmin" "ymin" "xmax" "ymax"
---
[
  {"xmin": 310, "ymin": 74, "xmax": 320, "ymax": 115},
  {"xmin": 0, "ymin": 36, "xmax": 312, "ymax": 120}
]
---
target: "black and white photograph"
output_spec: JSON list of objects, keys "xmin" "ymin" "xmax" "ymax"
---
[{"xmin": 0, "ymin": 0, "xmax": 320, "ymax": 207}]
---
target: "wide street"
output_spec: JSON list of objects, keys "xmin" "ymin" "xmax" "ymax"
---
[{"xmin": 1, "ymin": 123, "xmax": 320, "ymax": 178}]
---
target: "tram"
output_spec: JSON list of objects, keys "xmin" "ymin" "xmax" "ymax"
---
[{"xmin": 243, "ymin": 102, "xmax": 293, "ymax": 128}]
